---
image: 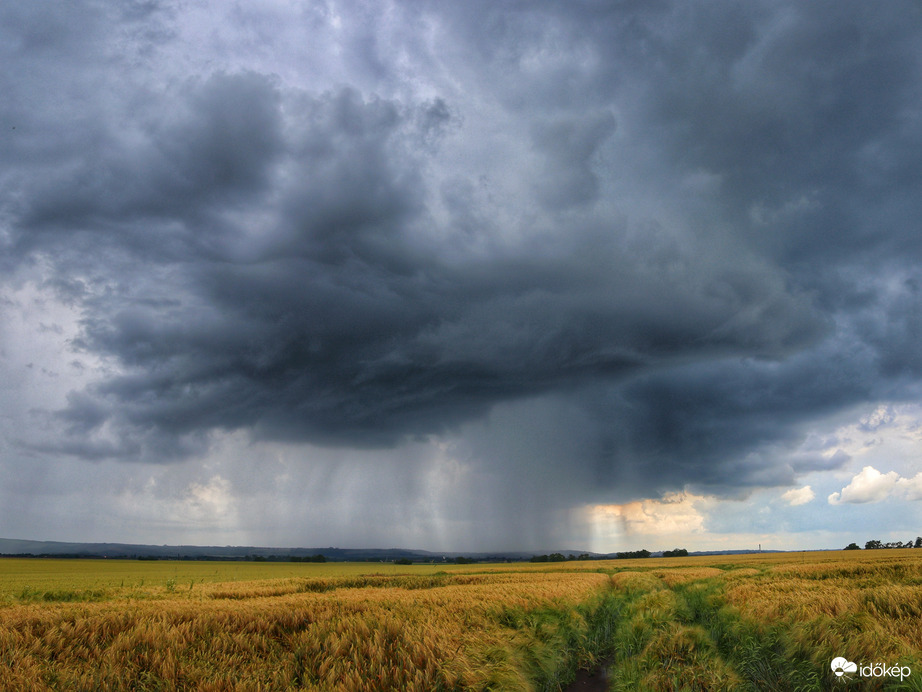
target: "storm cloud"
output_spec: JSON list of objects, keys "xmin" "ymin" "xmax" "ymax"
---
[{"xmin": 3, "ymin": 1, "xmax": 922, "ymax": 549}]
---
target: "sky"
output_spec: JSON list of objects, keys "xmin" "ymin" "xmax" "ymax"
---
[{"xmin": 2, "ymin": 1, "xmax": 922, "ymax": 553}]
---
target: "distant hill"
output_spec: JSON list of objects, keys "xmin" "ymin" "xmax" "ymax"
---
[
  {"xmin": 0, "ymin": 537, "xmax": 783, "ymax": 562},
  {"xmin": 0, "ymin": 537, "xmax": 538, "ymax": 562}
]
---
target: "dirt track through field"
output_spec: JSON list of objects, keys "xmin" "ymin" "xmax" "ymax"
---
[{"xmin": 566, "ymin": 658, "xmax": 611, "ymax": 691}]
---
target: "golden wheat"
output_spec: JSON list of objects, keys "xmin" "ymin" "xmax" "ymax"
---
[
  {"xmin": 3, "ymin": 551, "xmax": 922, "ymax": 690},
  {"xmin": 0, "ymin": 564, "xmax": 608, "ymax": 691}
]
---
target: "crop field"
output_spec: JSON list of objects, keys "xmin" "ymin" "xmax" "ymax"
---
[{"xmin": 1, "ymin": 550, "xmax": 921, "ymax": 691}]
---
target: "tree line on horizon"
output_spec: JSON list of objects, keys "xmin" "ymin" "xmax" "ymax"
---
[
  {"xmin": 844, "ymin": 538, "xmax": 922, "ymax": 550},
  {"xmin": 529, "ymin": 548, "xmax": 688, "ymax": 562}
]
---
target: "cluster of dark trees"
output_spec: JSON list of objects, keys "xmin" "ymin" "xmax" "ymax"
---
[
  {"xmin": 248, "ymin": 554, "xmax": 327, "ymax": 562},
  {"xmin": 614, "ymin": 548, "xmax": 687, "ymax": 558},
  {"xmin": 844, "ymin": 538, "xmax": 922, "ymax": 550},
  {"xmin": 528, "ymin": 548, "xmax": 689, "ymax": 561},
  {"xmin": 615, "ymin": 549, "xmax": 651, "ymax": 559},
  {"xmin": 529, "ymin": 553, "xmax": 594, "ymax": 562}
]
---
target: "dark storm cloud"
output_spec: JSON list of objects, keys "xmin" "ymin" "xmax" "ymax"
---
[
  {"xmin": 4, "ymin": 0, "xmax": 922, "ymax": 508},
  {"xmin": 530, "ymin": 111, "xmax": 617, "ymax": 209},
  {"xmin": 605, "ymin": 1, "xmax": 922, "ymax": 273},
  {"xmin": 18, "ymin": 71, "xmax": 283, "ymax": 259}
]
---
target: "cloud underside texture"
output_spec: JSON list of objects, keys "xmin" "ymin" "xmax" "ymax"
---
[{"xmin": 3, "ymin": 1, "xmax": 922, "ymax": 500}]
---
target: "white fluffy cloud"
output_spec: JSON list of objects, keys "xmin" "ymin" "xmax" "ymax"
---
[
  {"xmin": 781, "ymin": 485, "xmax": 815, "ymax": 506},
  {"xmin": 828, "ymin": 465, "xmax": 922, "ymax": 504},
  {"xmin": 896, "ymin": 472, "xmax": 922, "ymax": 501}
]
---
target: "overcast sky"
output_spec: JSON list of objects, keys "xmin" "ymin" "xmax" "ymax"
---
[{"xmin": 2, "ymin": 1, "xmax": 922, "ymax": 552}]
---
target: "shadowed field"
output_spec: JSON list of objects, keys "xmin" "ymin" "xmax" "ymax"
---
[{"xmin": 1, "ymin": 550, "xmax": 921, "ymax": 690}]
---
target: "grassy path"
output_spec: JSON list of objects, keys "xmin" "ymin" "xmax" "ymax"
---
[
  {"xmin": 599, "ymin": 572, "xmax": 813, "ymax": 690},
  {"xmin": 589, "ymin": 565, "xmax": 922, "ymax": 691}
]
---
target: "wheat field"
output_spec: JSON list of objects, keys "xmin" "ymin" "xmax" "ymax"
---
[{"xmin": 1, "ymin": 550, "xmax": 921, "ymax": 690}]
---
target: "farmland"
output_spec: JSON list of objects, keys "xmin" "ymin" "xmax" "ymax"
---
[{"xmin": 1, "ymin": 550, "xmax": 921, "ymax": 690}]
